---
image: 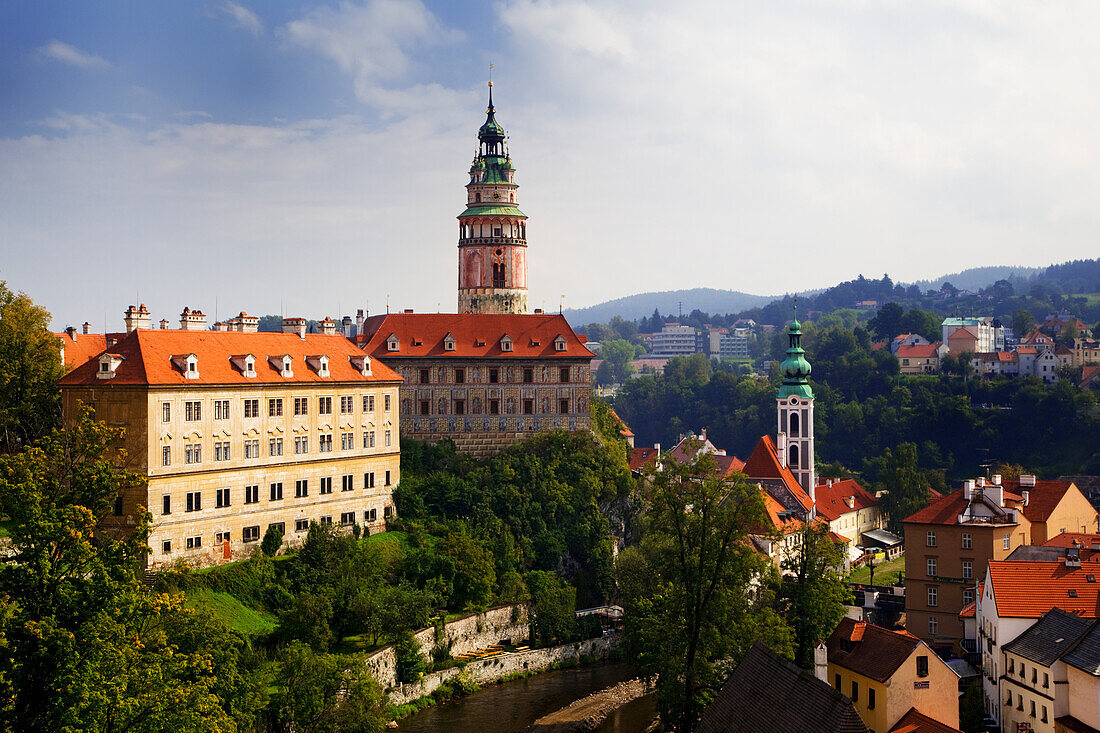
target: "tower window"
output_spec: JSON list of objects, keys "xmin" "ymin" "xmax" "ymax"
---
[
  {"xmin": 476, "ymin": 192, "xmax": 481, "ymax": 202},
  {"xmin": 789, "ymin": 444, "xmax": 799, "ymax": 468},
  {"xmin": 790, "ymin": 412, "xmax": 800, "ymax": 437},
  {"xmin": 492, "ymin": 263, "xmax": 506, "ymax": 288},
  {"xmin": 494, "ymin": 227, "xmax": 502, "ymax": 236}
]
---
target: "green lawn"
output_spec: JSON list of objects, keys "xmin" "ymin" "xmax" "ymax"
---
[
  {"xmin": 847, "ymin": 553, "xmax": 906, "ymax": 586},
  {"xmin": 184, "ymin": 587, "xmax": 278, "ymax": 637},
  {"xmin": 0, "ymin": 519, "xmax": 14, "ymax": 539}
]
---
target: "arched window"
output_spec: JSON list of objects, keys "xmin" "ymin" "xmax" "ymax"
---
[
  {"xmin": 510, "ymin": 193, "xmax": 514, "ymax": 202},
  {"xmin": 492, "ymin": 262, "xmax": 506, "ymax": 288},
  {"xmin": 475, "ymin": 192, "xmax": 481, "ymax": 202},
  {"xmin": 789, "ymin": 412, "xmax": 800, "ymax": 437},
  {"xmin": 789, "ymin": 444, "xmax": 800, "ymax": 468}
]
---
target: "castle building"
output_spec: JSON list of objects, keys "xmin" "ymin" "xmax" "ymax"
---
[
  {"xmin": 58, "ymin": 310, "xmax": 402, "ymax": 566},
  {"xmin": 457, "ymin": 82, "xmax": 528, "ymax": 315}
]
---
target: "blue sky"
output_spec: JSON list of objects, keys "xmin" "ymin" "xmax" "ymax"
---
[{"xmin": 3, "ymin": 1, "xmax": 1100, "ymax": 330}]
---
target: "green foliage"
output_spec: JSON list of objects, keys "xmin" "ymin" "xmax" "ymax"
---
[
  {"xmin": 261, "ymin": 522, "xmax": 284, "ymax": 556},
  {"xmin": 959, "ymin": 683, "xmax": 986, "ymax": 733},
  {"xmin": 778, "ymin": 524, "xmax": 851, "ymax": 668},
  {"xmin": 873, "ymin": 443, "xmax": 932, "ymax": 534},
  {"xmin": 279, "ymin": 592, "xmax": 336, "ymax": 651},
  {"xmin": 394, "ymin": 631, "xmax": 425, "ymax": 684},
  {"xmin": 183, "ymin": 588, "xmax": 278, "ymax": 637},
  {"xmin": 0, "ymin": 280, "xmax": 64, "ymax": 454},
  {"xmin": 595, "ymin": 338, "xmax": 637, "ymax": 385},
  {"xmin": 273, "ymin": 641, "xmax": 388, "ymax": 733},
  {"xmin": 618, "ymin": 452, "xmax": 793, "ymax": 732},
  {"xmin": 525, "ymin": 570, "xmax": 577, "ymax": 646}
]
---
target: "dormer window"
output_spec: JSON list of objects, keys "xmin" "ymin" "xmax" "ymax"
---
[
  {"xmin": 97, "ymin": 353, "xmax": 124, "ymax": 379},
  {"xmin": 500, "ymin": 335, "xmax": 513, "ymax": 352},
  {"xmin": 306, "ymin": 355, "xmax": 330, "ymax": 377},
  {"xmin": 230, "ymin": 354, "xmax": 257, "ymax": 378},
  {"xmin": 444, "ymin": 333, "xmax": 456, "ymax": 351},
  {"xmin": 268, "ymin": 354, "xmax": 293, "ymax": 378},
  {"xmin": 386, "ymin": 334, "xmax": 400, "ymax": 352},
  {"xmin": 169, "ymin": 353, "xmax": 199, "ymax": 379},
  {"xmin": 349, "ymin": 354, "xmax": 372, "ymax": 376},
  {"xmin": 554, "ymin": 335, "xmax": 567, "ymax": 351}
]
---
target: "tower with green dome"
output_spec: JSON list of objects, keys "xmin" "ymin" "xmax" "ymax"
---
[
  {"xmin": 456, "ymin": 80, "xmax": 529, "ymax": 315},
  {"xmin": 776, "ymin": 308, "xmax": 816, "ymax": 499}
]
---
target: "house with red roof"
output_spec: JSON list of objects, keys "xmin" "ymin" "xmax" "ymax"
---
[
  {"xmin": 897, "ymin": 342, "xmax": 945, "ymax": 374},
  {"xmin": 814, "ymin": 478, "xmax": 884, "ymax": 544}
]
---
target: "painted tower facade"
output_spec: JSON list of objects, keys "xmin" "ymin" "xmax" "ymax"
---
[
  {"xmin": 457, "ymin": 83, "xmax": 529, "ymax": 315},
  {"xmin": 777, "ymin": 312, "xmax": 815, "ymax": 499}
]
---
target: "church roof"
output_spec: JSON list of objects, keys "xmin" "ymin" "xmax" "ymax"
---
[
  {"xmin": 742, "ymin": 435, "xmax": 814, "ymax": 512},
  {"xmin": 458, "ymin": 204, "xmax": 526, "ymax": 219}
]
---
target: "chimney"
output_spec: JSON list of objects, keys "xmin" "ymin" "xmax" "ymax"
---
[
  {"xmin": 1020, "ymin": 474, "xmax": 1037, "ymax": 487},
  {"xmin": 233, "ymin": 312, "xmax": 258, "ymax": 333},
  {"xmin": 976, "ymin": 476, "xmax": 985, "ymax": 488},
  {"xmin": 159, "ymin": 318, "xmax": 169, "ymax": 330},
  {"xmin": 123, "ymin": 304, "xmax": 152, "ymax": 333},
  {"xmin": 179, "ymin": 307, "xmax": 207, "ymax": 331},
  {"xmin": 319, "ymin": 317, "xmax": 336, "ymax": 336},
  {"xmin": 991, "ymin": 474, "xmax": 1002, "ymax": 485},
  {"xmin": 82, "ymin": 322, "xmax": 91, "ymax": 335},
  {"xmin": 986, "ymin": 484, "xmax": 1003, "ymax": 507},
  {"xmin": 963, "ymin": 480, "xmax": 975, "ymax": 501},
  {"xmin": 654, "ymin": 443, "xmax": 661, "ymax": 453},
  {"xmin": 356, "ymin": 308, "xmax": 365, "ymax": 334},
  {"xmin": 282, "ymin": 317, "xmax": 307, "ymax": 339},
  {"xmin": 64, "ymin": 326, "xmax": 76, "ymax": 339},
  {"xmin": 700, "ymin": 427, "xmax": 707, "ymax": 441},
  {"xmin": 845, "ymin": 496, "xmax": 855, "ymax": 509},
  {"xmin": 813, "ymin": 641, "xmax": 828, "ymax": 683},
  {"xmin": 1021, "ymin": 490, "xmax": 1029, "ymax": 507},
  {"xmin": 777, "ymin": 432, "xmax": 788, "ymax": 468},
  {"xmin": 404, "ymin": 308, "xmax": 414, "ymax": 314},
  {"xmin": 341, "ymin": 315, "xmax": 354, "ymax": 338}
]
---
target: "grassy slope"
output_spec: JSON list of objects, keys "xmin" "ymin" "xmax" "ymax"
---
[
  {"xmin": 184, "ymin": 587, "xmax": 278, "ymax": 637},
  {"xmin": 847, "ymin": 553, "xmax": 906, "ymax": 586}
]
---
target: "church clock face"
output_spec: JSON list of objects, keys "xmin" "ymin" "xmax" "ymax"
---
[{"xmin": 492, "ymin": 191, "xmax": 501, "ymax": 200}]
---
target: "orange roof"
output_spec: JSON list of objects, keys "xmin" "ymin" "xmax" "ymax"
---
[
  {"xmin": 1044, "ymin": 533, "xmax": 1100, "ymax": 548},
  {"xmin": 901, "ymin": 487, "xmax": 973, "ymax": 525},
  {"xmin": 664, "ymin": 435, "xmax": 746, "ymax": 478},
  {"xmin": 827, "ymin": 618, "xmax": 924, "ymax": 683},
  {"xmin": 742, "ymin": 435, "xmax": 814, "ymax": 512},
  {"xmin": 628, "ymin": 446, "xmax": 659, "ymax": 472},
  {"xmin": 948, "ymin": 327, "xmax": 978, "ymax": 340},
  {"xmin": 356, "ymin": 312, "xmax": 593, "ymax": 359},
  {"xmin": 57, "ymin": 329, "xmax": 400, "ymax": 386},
  {"xmin": 896, "ymin": 343, "xmax": 940, "ymax": 359},
  {"xmin": 1003, "ymin": 479, "xmax": 1082, "ymax": 522},
  {"xmin": 762, "ymin": 492, "xmax": 804, "ymax": 535},
  {"xmin": 1082, "ymin": 365, "xmax": 1100, "ymax": 386},
  {"xmin": 1016, "ymin": 346, "xmax": 1039, "ymax": 355},
  {"xmin": 987, "ymin": 561, "xmax": 1100, "ymax": 618},
  {"xmin": 814, "ymin": 479, "xmax": 878, "ymax": 521},
  {"xmin": 607, "ymin": 408, "xmax": 634, "ymax": 437},
  {"xmin": 54, "ymin": 331, "xmax": 124, "ymax": 369},
  {"xmin": 828, "ymin": 530, "xmax": 850, "ymax": 544},
  {"xmin": 959, "ymin": 582, "xmax": 984, "ymax": 619},
  {"xmin": 977, "ymin": 351, "xmax": 1017, "ymax": 362},
  {"xmin": 888, "ymin": 708, "xmax": 963, "ymax": 733}
]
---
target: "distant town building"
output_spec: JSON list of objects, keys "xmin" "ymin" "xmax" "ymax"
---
[
  {"xmin": 647, "ymin": 323, "xmax": 697, "ymax": 356},
  {"xmin": 941, "ymin": 317, "xmax": 1003, "ymax": 353},
  {"xmin": 897, "ymin": 343, "xmax": 945, "ymax": 375}
]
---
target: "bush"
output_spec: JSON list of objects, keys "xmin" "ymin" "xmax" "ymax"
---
[
  {"xmin": 261, "ymin": 524, "xmax": 284, "ymax": 557},
  {"xmin": 395, "ymin": 630, "xmax": 425, "ymax": 684}
]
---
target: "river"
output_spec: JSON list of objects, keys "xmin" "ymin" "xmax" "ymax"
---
[{"xmin": 394, "ymin": 662, "xmax": 651, "ymax": 733}]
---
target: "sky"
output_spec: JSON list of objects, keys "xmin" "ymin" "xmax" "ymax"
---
[{"xmin": 2, "ymin": 1, "xmax": 1100, "ymax": 330}]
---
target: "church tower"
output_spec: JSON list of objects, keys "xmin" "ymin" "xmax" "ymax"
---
[
  {"xmin": 777, "ymin": 309, "xmax": 815, "ymax": 499},
  {"xmin": 457, "ymin": 81, "xmax": 529, "ymax": 315}
]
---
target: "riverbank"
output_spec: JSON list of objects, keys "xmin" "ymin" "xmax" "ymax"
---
[{"xmin": 523, "ymin": 678, "xmax": 649, "ymax": 732}]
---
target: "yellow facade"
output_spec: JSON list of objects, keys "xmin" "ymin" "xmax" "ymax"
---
[
  {"xmin": 63, "ymin": 379, "xmax": 401, "ymax": 566},
  {"xmin": 1000, "ymin": 650, "xmax": 1057, "ymax": 733}
]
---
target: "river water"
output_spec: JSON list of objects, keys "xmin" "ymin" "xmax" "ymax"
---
[{"xmin": 394, "ymin": 663, "xmax": 652, "ymax": 733}]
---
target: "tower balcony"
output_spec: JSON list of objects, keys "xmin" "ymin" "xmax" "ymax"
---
[{"xmin": 458, "ymin": 237, "xmax": 527, "ymax": 246}]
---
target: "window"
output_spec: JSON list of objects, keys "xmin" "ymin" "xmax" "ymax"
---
[
  {"xmin": 269, "ymin": 397, "xmax": 283, "ymax": 417},
  {"xmin": 385, "ymin": 470, "xmax": 391, "ymax": 487},
  {"xmin": 215, "ymin": 531, "xmax": 230, "ymax": 545},
  {"xmin": 362, "ymin": 394, "xmax": 375, "ymax": 412},
  {"xmin": 917, "ymin": 655, "xmax": 929, "ymax": 678},
  {"xmin": 490, "ymin": 399, "xmax": 500, "ymax": 415},
  {"xmin": 186, "ymin": 536, "xmax": 202, "ymax": 550},
  {"xmin": 295, "ymin": 519, "xmax": 309, "ymax": 532},
  {"xmin": 319, "ymin": 434, "xmax": 333, "ymax": 452},
  {"xmin": 963, "ymin": 560, "xmax": 973, "ymax": 579},
  {"xmin": 342, "ymin": 474, "xmax": 354, "ymax": 492},
  {"xmin": 1030, "ymin": 701, "xmax": 1036, "ymax": 718},
  {"xmin": 851, "ymin": 680, "xmax": 858, "ymax": 703},
  {"xmin": 419, "ymin": 368, "xmax": 430, "ymax": 384},
  {"xmin": 560, "ymin": 399, "xmax": 569, "ymax": 414},
  {"xmin": 294, "ymin": 397, "xmax": 308, "ymax": 416},
  {"xmin": 1009, "ymin": 658, "xmax": 1015, "ymax": 674},
  {"xmin": 489, "ymin": 368, "xmax": 499, "ymax": 383},
  {"xmin": 269, "ymin": 437, "xmax": 283, "ymax": 456},
  {"xmin": 115, "ymin": 495, "xmax": 124, "ymax": 515},
  {"xmin": 245, "ymin": 484, "xmax": 259, "ymax": 504},
  {"xmin": 162, "ymin": 445, "xmax": 171, "ymax": 466},
  {"xmin": 243, "ymin": 526, "xmax": 260, "ymax": 543},
  {"xmin": 523, "ymin": 367, "xmax": 534, "ymax": 383},
  {"xmin": 523, "ymin": 399, "xmax": 534, "ymax": 415},
  {"xmin": 214, "ymin": 441, "xmax": 231, "ymax": 461},
  {"xmin": 364, "ymin": 508, "xmax": 378, "ymax": 523},
  {"xmin": 216, "ymin": 487, "xmax": 230, "ymax": 508},
  {"xmin": 162, "ymin": 540, "xmax": 171, "ymax": 554},
  {"xmin": 926, "ymin": 531, "xmax": 936, "ymax": 547},
  {"xmin": 384, "ymin": 394, "xmax": 391, "ymax": 411},
  {"xmin": 318, "ymin": 396, "xmax": 332, "ymax": 414},
  {"xmin": 162, "ymin": 495, "xmax": 171, "ymax": 515},
  {"xmin": 320, "ymin": 477, "xmax": 333, "ymax": 495},
  {"xmin": 1032, "ymin": 667, "xmax": 1037, "ymax": 683},
  {"xmin": 455, "ymin": 368, "xmax": 465, "ymax": 384},
  {"xmin": 270, "ymin": 482, "xmax": 283, "ymax": 501},
  {"xmin": 341, "ymin": 512, "xmax": 355, "ymax": 525},
  {"xmin": 927, "ymin": 558, "xmax": 937, "ymax": 576},
  {"xmin": 927, "ymin": 587, "xmax": 938, "ymax": 607},
  {"xmin": 186, "ymin": 491, "xmax": 201, "ymax": 512},
  {"xmin": 363, "ymin": 430, "xmax": 376, "ymax": 448},
  {"xmin": 185, "ymin": 443, "xmax": 201, "ymax": 464},
  {"xmin": 867, "ymin": 688, "xmax": 875, "ymax": 710},
  {"xmin": 320, "ymin": 516, "xmax": 333, "ymax": 525},
  {"xmin": 244, "ymin": 439, "xmax": 260, "ymax": 458},
  {"xmin": 384, "ymin": 430, "xmax": 391, "ymax": 447},
  {"xmin": 1043, "ymin": 672, "xmax": 1049, "ymax": 688},
  {"xmin": 928, "ymin": 616, "xmax": 938, "ymax": 635},
  {"xmin": 384, "ymin": 505, "xmax": 393, "ymax": 518},
  {"xmin": 1042, "ymin": 705, "xmax": 1048, "ymax": 723},
  {"xmin": 834, "ymin": 673, "xmax": 841, "ymax": 690},
  {"xmin": 243, "ymin": 398, "xmax": 259, "ymax": 418},
  {"xmin": 214, "ymin": 399, "xmax": 230, "ymax": 420},
  {"xmin": 455, "ymin": 400, "xmax": 465, "ymax": 416},
  {"xmin": 268, "ymin": 522, "xmax": 285, "ymax": 539},
  {"xmin": 419, "ymin": 400, "xmax": 430, "ymax": 415},
  {"xmin": 294, "ymin": 436, "xmax": 308, "ymax": 454},
  {"xmin": 962, "ymin": 532, "xmax": 972, "ymax": 549},
  {"xmin": 364, "ymin": 472, "xmax": 375, "ymax": 489},
  {"xmin": 963, "ymin": 588, "xmax": 974, "ymax": 606},
  {"xmin": 295, "ymin": 480, "xmax": 308, "ymax": 498},
  {"xmin": 560, "ymin": 367, "xmax": 570, "ymax": 383},
  {"xmin": 340, "ymin": 395, "xmax": 354, "ymax": 414},
  {"xmin": 1004, "ymin": 534, "xmax": 1011, "ymax": 550},
  {"xmin": 341, "ymin": 432, "xmax": 353, "ymax": 450},
  {"xmin": 162, "ymin": 402, "xmax": 171, "ymax": 422},
  {"xmin": 185, "ymin": 400, "xmax": 201, "ymax": 421}
]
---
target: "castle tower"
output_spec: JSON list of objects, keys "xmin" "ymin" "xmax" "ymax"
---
[
  {"xmin": 777, "ymin": 309, "xmax": 815, "ymax": 500},
  {"xmin": 457, "ymin": 81, "xmax": 529, "ymax": 315}
]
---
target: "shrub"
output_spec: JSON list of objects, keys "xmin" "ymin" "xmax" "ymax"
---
[{"xmin": 261, "ymin": 524, "xmax": 284, "ymax": 557}]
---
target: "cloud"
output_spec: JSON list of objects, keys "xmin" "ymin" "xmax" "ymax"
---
[
  {"xmin": 38, "ymin": 40, "xmax": 111, "ymax": 69},
  {"xmin": 217, "ymin": 2, "xmax": 264, "ymax": 36}
]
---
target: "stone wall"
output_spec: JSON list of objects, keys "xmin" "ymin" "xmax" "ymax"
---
[
  {"xmin": 388, "ymin": 634, "xmax": 621, "ymax": 707},
  {"xmin": 365, "ymin": 604, "xmax": 529, "ymax": 688}
]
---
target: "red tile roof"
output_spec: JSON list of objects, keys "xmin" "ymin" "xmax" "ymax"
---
[
  {"xmin": 57, "ymin": 330, "xmax": 400, "ymax": 386},
  {"xmin": 742, "ymin": 435, "xmax": 814, "ymax": 512},
  {"xmin": 1081, "ymin": 365, "xmax": 1100, "ymax": 387},
  {"xmin": 762, "ymin": 492, "xmax": 804, "ymax": 535},
  {"xmin": 607, "ymin": 408, "xmax": 633, "ymax": 437},
  {"xmin": 664, "ymin": 435, "xmax": 746, "ymax": 478},
  {"xmin": 628, "ymin": 446, "xmax": 659, "ymax": 472},
  {"xmin": 1044, "ymin": 533, "xmax": 1100, "ymax": 548},
  {"xmin": 827, "ymin": 618, "xmax": 923, "ymax": 683},
  {"xmin": 355, "ymin": 312, "xmax": 594, "ymax": 359},
  {"xmin": 896, "ymin": 343, "xmax": 940, "ymax": 359},
  {"xmin": 888, "ymin": 708, "xmax": 963, "ymax": 733},
  {"xmin": 54, "ymin": 331, "xmax": 126, "ymax": 369},
  {"xmin": 814, "ymin": 479, "xmax": 878, "ymax": 521},
  {"xmin": 902, "ymin": 485, "xmax": 1021, "ymax": 526},
  {"xmin": 948, "ymin": 327, "xmax": 979, "ymax": 340},
  {"xmin": 1003, "ymin": 479, "xmax": 1081, "ymax": 522},
  {"xmin": 987, "ymin": 561, "xmax": 1100, "ymax": 618}
]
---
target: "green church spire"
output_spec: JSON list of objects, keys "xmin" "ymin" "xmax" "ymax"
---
[{"xmin": 777, "ymin": 305, "xmax": 813, "ymax": 399}]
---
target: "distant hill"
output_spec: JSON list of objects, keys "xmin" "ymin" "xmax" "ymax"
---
[
  {"xmin": 564, "ymin": 288, "xmax": 778, "ymax": 324},
  {"xmin": 903, "ymin": 265, "xmax": 1043, "ymax": 293}
]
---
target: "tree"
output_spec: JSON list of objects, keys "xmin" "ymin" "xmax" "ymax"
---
[
  {"xmin": 618, "ymin": 453, "xmax": 793, "ymax": 732},
  {"xmin": 262, "ymin": 522, "xmax": 285, "ymax": 556},
  {"xmin": 875, "ymin": 443, "xmax": 930, "ymax": 534},
  {"xmin": 596, "ymin": 338, "xmax": 636, "ymax": 385},
  {"xmin": 1012, "ymin": 308, "xmax": 1035, "ymax": 338},
  {"xmin": 868, "ymin": 302, "xmax": 905, "ymax": 341},
  {"xmin": 526, "ymin": 570, "xmax": 577, "ymax": 646},
  {"xmin": 394, "ymin": 631, "xmax": 425, "ymax": 683},
  {"xmin": 274, "ymin": 641, "xmax": 389, "ymax": 733},
  {"xmin": 0, "ymin": 408, "xmax": 248, "ymax": 732},
  {"xmin": 959, "ymin": 683, "xmax": 986, "ymax": 733},
  {"xmin": 0, "ymin": 281, "xmax": 65, "ymax": 453},
  {"xmin": 438, "ymin": 527, "xmax": 496, "ymax": 610},
  {"xmin": 898, "ymin": 309, "xmax": 942, "ymax": 343},
  {"xmin": 778, "ymin": 524, "xmax": 851, "ymax": 669}
]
